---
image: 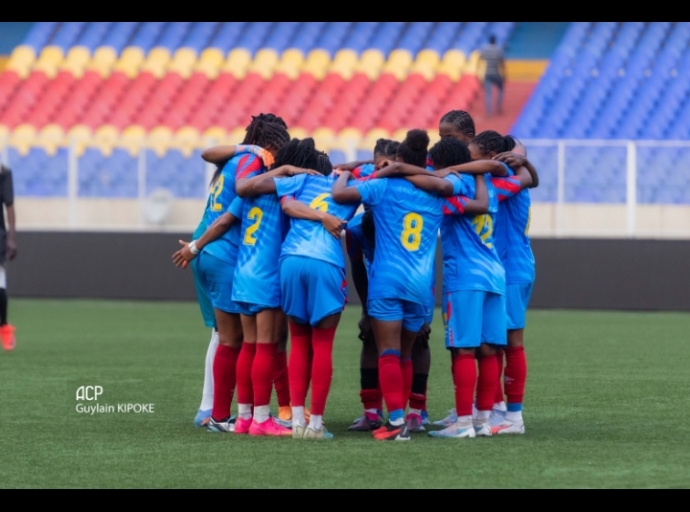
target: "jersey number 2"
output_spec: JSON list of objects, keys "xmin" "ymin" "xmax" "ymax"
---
[
  {"xmin": 472, "ymin": 214, "xmax": 494, "ymax": 249},
  {"xmin": 401, "ymin": 213, "xmax": 423, "ymax": 251},
  {"xmin": 243, "ymin": 207, "xmax": 263, "ymax": 246},
  {"xmin": 210, "ymin": 175, "xmax": 225, "ymax": 212}
]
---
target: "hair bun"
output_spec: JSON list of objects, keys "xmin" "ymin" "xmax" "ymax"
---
[{"xmin": 405, "ymin": 129, "xmax": 430, "ymax": 152}]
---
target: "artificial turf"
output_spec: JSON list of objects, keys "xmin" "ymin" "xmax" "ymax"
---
[{"xmin": 1, "ymin": 299, "xmax": 689, "ymax": 488}]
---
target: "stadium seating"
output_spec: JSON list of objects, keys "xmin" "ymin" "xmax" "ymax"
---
[
  {"xmin": 512, "ymin": 22, "xmax": 690, "ymax": 204},
  {"xmin": 1, "ymin": 22, "xmax": 516, "ymax": 198}
]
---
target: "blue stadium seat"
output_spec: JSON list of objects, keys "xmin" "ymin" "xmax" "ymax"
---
[
  {"xmin": 157, "ymin": 22, "xmax": 192, "ymax": 51},
  {"xmin": 343, "ymin": 22, "xmax": 379, "ymax": 54},
  {"xmin": 424, "ymin": 22, "xmax": 463, "ymax": 54},
  {"xmin": 368, "ymin": 22, "xmax": 407, "ymax": 57},
  {"xmin": 315, "ymin": 22, "xmax": 353, "ymax": 56},
  {"xmin": 264, "ymin": 22, "xmax": 301, "ymax": 54},
  {"xmin": 76, "ymin": 22, "xmax": 113, "ymax": 51},
  {"xmin": 328, "ymin": 149, "xmax": 346, "ymax": 165},
  {"xmin": 129, "ymin": 22, "xmax": 167, "ymax": 52},
  {"xmin": 50, "ymin": 22, "xmax": 87, "ymax": 52},
  {"xmin": 22, "ymin": 22, "xmax": 60, "ymax": 51},
  {"xmin": 235, "ymin": 22, "xmax": 274, "ymax": 56},
  {"xmin": 181, "ymin": 22, "xmax": 220, "ymax": 53},
  {"xmin": 209, "ymin": 22, "xmax": 247, "ymax": 52},
  {"xmin": 291, "ymin": 22, "xmax": 326, "ymax": 54},
  {"xmin": 101, "ymin": 22, "xmax": 140, "ymax": 54}
]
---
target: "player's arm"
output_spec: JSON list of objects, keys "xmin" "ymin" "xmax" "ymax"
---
[
  {"xmin": 463, "ymin": 174, "xmax": 489, "ymax": 213},
  {"xmin": 493, "ymin": 152, "xmax": 539, "ymax": 188},
  {"xmin": 201, "ymin": 144, "xmax": 273, "ymax": 167},
  {"xmin": 333, "ymin": 160, "xmax": 373, "ymax": 171},
  {"xmin": 440, "ymin": 160, "xmax": 508, "ymax": 177},
  {"xmin": 238, "ymin": 165, "xmax": 319, "ymax": 198},
  {"xmin": 280, "ymin": 198, "xmax": 346, "ymax": 239},
  {"xmin": 172, "ymin": 211, "xmax": 239, "ymax": 267},
  {"xmin": 331, "ymin": 171, "xmax": 363, "ymax": 203}
]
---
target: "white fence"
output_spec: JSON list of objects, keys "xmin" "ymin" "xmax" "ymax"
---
[{"xmin": 1, "ymin": 135, "xmax": 690, "ymax": 237}]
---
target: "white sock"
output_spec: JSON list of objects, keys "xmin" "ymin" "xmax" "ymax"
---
[
  {"xmin": 390, "ymin": 417, "xmax": 405, "ymax": 427},
  {"xmin": 254, "ymin": 405, "xmax": 270, "ymax": 423},
  {"xmin": 457, "ymin": 415, "xmax": 473, "ymax": 427},
  {"xmin": 309, "ymin": 414, "xmax": 323, "ymax": 430},
  {"xmin": 505, "ymin": 411, "xmax": 523, "ymax": 423},
  {"xmin": 493, "ymin": 401, "xmax": 507, "ymax": 412},
  {"xmin": 475, "ymin": 410, "xmax": 491, "ymax": 424},
  {"xmin": 292, "ymin": 406, "xmax": 305, "ymax": 427},
  {"xmin": 199, "ymin": 330, "xmax": 219, "ymax": 411},
  {"xmin": 238, "ymin": 404, "xmax": 252, "ymax": 420}
]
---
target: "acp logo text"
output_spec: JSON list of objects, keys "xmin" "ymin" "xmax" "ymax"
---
[{"xmin": 76, "ymin": 386, "xmax": 103, "ymax": 401}]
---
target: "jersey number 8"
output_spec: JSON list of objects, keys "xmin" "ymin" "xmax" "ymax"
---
[{"xmin": 401, "ymin": 212, "xmax": 423, "ymax": 251}]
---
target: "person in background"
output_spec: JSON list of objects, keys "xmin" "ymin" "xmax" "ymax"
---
[
  {"xmin": 480, "ymin": 35, "xmax": 506, "ymax": 116},
  {"xmin": 0, "ymin": 163, "xmax": 16, "ymax": 351}
]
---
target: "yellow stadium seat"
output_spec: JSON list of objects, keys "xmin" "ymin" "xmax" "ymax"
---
[
  {"xmin": 383, "ymin": 49, "xmax": 413, "ymax": 81},
  {"xmin": 437, "ymin": 49, "xmax": 465, "ymax": 81},
  {"xmin": 464, "ymin": 50, "xmax": 481, "ymax": 76},
  {"xmin": 339, "ymin": 127, "xmax": 363, "ymax": 140},
  {"xmin": 68, "ymin": 124, "xmax": 93, "ymax": 139},
  {"xmin": 329, "ymin": 49, "xmax": 358, "ymax": 77},
  {"xmin": 175, "ymin": 126, "xmax": 201, "ymax": 157},
  {"xmin": 147, "ymin": 126, "xmax": 172, "ymax": 157},
  {"xmin": 60, "ymin": 46, "xmax": 91, "ymax": 78},
  {"xmin": 312, "ymin": 127, "xmax": 335, "ymax": 151},
  {"xmin": 223, "ymin": 48, "xmax": 252, "ymax": 79},
  {"xmin": 141, "ymin": 47, "xmax": 172, "ymax": 78},
  {"xmin": 33, "ymin": 45, "xmax": 65, "ymax": 78},
  {"xmin": 301, "ymin": 49, "xmax": 330, "ymax": 80},
  {"xmin": 194, "ymin": 48, "xmax": 224, "ymax": 79},
  {"xmin": 5, "ymin": 45, "xmax": 36, "ymax": 77},
  {"xmin": 0, "ymin": 124, "xmax": 9, "ymax": 140},
  {"xmin": 288, "ymin": 127, "xmax": 308, "ymax": 140},
  {"xmin": 37, "ymin": 125, "xmax": 65, "ymax": 156},
  {"xmin": 228, "ymin": 126, "xmax": 246, "ymax": 144},
  {"xmin": 392, "ymin": 128, "xmax": 411, "ymax": 143},
  {"xmin": 355, "ymin": 49, "xmax": 385, "ymax": 80},
  {"xmin": 411, "ymin": 49, "xmax": 441, "ymax": 81},
  {"xmin": 275, "ymin": 49, "xmax": 304, "ymax": 80},
  {"xmin": 249, "ymin": 48, "xmax": 279, "ymax": 80},
  {"xmin": 113, "ymin": 47, "xmax": 145, "ymax": 78},
  {"xmin": 119, "ymin": 125, "xmax": 146, "ymax": 156},
  {"xmin": 87, "ymin": 46, "xmax": 117, "ymax": 77},
  {"xmin": 203, "ymin": 126, "xmax": 227, "ymax": 143},
  {"xmin": 9, "ymin": 124, "xmax": 36, "ymax": 156},
  {"xmin": 427, "ymin": 130, "xmax": 441, "ymax": 146},
  {"xmin": 168, "ymin": 47, "xmax": 197, "ymax": 79},
  {"xmin": 361, "ymin": 127, "xmax": 391, "ymax": 149}
]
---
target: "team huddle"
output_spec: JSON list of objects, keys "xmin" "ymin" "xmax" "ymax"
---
[{"xmin": 172, "ymin": 109, "xmax": 538, "ymax": 441}]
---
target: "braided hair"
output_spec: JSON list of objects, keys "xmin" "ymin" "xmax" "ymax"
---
[
  {"xmin": 373, "ymin": 138, "xmax": 400, "ymax": 158},
  {"xmin": 470, "ymin": 130, "xmax": 516, "ymax": 158},
  {"xmin": 439, "ymin": 110, "xmax": 476, "ymax": 140},
  {"xmin": 396, "ymin": 129, "xmax": 430, "ymax": 168},
  {"xmin": 315, "ymin": 150, "xmax": 333, "ymax": 176},
  {"xmin": 428, "ymin": 137, "xmax": 471, "ymax": 169},
  {"xmin": 272, "ymin": 138, "xmax": 319, "ymax": 170}
]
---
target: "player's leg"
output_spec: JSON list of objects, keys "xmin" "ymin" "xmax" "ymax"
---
[
  {"xmin": 191, "ymin": 257, "xmax": 219, "ymax": 427},
  {"xmin": 496, "ymin": 77, "xmax": 504, "ymax": 115},
  {"xmin": 474, "ymin": 292, "xmax": 507, "ymax": 436},
  {"xmin": 400, "ymin": 302, "xmax": 427, "ymax": 433},
  {"xmin": 493, "ymin": 282, "xmax": 532, "ymax": 435},
  {"xmin": 234, "ymin": 313, "xmax": 257, "ymax": 434},
  {"xmin": 370, "ymin": 299, "xmax": 410, "ymax": 441},
  {"xmin": 485, "ymin": 78, "xmax": 493, "ymax": 116},
  {"xmin": 207, "ymin": 310, "xmax": 242, "ymax": 432},
  {"xmin": 430, "ymin": 291, "xmax": 482, "ymax": 439},
  {"xmin": 274, "ymin": 314, "xmax": 292, "ymax": 426},
  {"xmin": 0, "ymin": 265, "xmax": 16, "ymax": 351},
  {"xmin": 249, "ymin": 307, "xmax": 291, "ymax": 436}
]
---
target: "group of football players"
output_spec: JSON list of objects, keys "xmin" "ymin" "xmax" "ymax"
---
[{"xmin": 172, "ymin": 108, "xmax": 538, "ymax": 441}]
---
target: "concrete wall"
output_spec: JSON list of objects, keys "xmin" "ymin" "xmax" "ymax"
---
[{"xmin": 7, "ymin": 232, "xmax": 690, "ymax": 311}]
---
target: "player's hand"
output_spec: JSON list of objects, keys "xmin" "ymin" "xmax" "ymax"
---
[
  {"xmin": 494, "ymin": 152, "xmax": 526, "ymax": 169},
  {"xmin": 435, "ymin": 168, "xmax": 461, "ymax": 179},
  {"xmin": 333, "ymin": 162, "xmax": 359, "ymax": 172},
  {"xmin": 6, "ymin": 237, "xmax": 16, "ymax": 261},
  {"xmin": 172, "ymin": 240, "xmax": 195, "ymax": 268},
  {"xmin": 236, "ymin": 145, "xmax": 275, "ymax": 167},
  {"xmin": 376, "ymin": 158, "xmax": 394, "ymax": 170},
  {"xmin": 358, "ymin": 314, "xmax": 373, "ymax": 342},
  {"xmin": 321, "ymin": 214, "xmax": 347, "ymax": 239}
]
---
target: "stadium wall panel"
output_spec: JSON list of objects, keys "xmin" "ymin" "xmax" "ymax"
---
[{"xmin": 8, "ymin": 232, "xmax": 690, "ymax": 311}]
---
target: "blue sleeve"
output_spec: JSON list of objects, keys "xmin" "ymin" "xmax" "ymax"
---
[
  {"xmin": 500, "ymin": 161, "xmax": 515, "ymax": 177},
  {"xmin": 357, "ymin": 179, "xmax": 387, "ymax": 207},
  {"xmin": 275, "ymin": 174, "xmax": 307, "ymax": 199},
  {"xmin": 227, "ymin": 196, "xmax": 243, "ymax": 218},
  {"xmin": 444, "ymin": 174, "xmax": 471, "ymax": 196}
]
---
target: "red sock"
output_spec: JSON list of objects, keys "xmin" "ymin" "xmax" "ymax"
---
[
  {"xmin": 378, "ymin": 353, "xmax": 404, "ymax": 414},
  {"xmin": 310, "ymin": 325, "xmax": 336, "ymax": 416},
  {"xmin": 401, "ymin": 358, "xmax": 413, "ymax": 410},
  {"xmin": 505, "ymin": 346, "xmax": 527, "ymax": 406},
  {"xmin": 452, "ymin": 353, "xmax": 476, "ymax": 417},
  {"xmin": 252, "ymin": 343, "xmax": 277, "ymax": 408},
  {"xmin": 476, "ymin": 354, "xmax": 499, "ymax": 412},
  {"xmin": 360, "ymin": 389, "xmax": 381, "ymax": 411},
  {"xmin": 495, "ymin": 349, "xmax": 505, "ymax": 404},
  {"xmin": 211, "ymin": 344, "xmax": 240, "ymax": 420},
  {"xmin": 236, "ymin": 342, "xmax": 256, "ymax": 406},
  {"xmin": 273, "ymin": 350, "xmax": 290, "ymax": 408},
  {"xmin": 288, "ymin": 322, "xmax": 312, "ymax": 408}
]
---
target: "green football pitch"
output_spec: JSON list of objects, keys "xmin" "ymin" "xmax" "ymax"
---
[{"xmin": 1, "ymin": 299, "xmax": 689, "ymax": 488}]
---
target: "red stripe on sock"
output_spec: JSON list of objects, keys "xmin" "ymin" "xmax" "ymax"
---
[
  {"xmin": 360, "ymin": 388, "xmax": 381, "ymax": 411},
  {"xmin": 273, "ymin": 349, "xmax": 290, "ymax": 408},
  {"xmin": 288, "ymin": 322, "xmax": 311, "ymax": 408},
  {"xmin": 379, "ymin": 354, "xmax": 404, "ymax": 413},
  {"xmin": 211, "ymin": 344, "xmax": 240, "ymax": 420},
  {"xmin": 236, "ymin": 342, "xmax": 256, "ymax": 405},
  {"xmin": 505, "ymin": 346, "xmax": 527, "ymax": 405},
  {"xmin": 476, "ymin": 354, "xmax": 499, "ymax": 412},
  {"xmin": 310, "ymin": 325, "xmax": 336, "ymax": 416},
  {"xmin": 452, "ymin": 353, "xmax": 476, "ymax": 417},
  {"xmin": 495, "ymin": 349, "xmax": 505, "ymax": 404},
  {"xmin": 252, "ymin": 343, "xmax": 277, "ymax": 408}
]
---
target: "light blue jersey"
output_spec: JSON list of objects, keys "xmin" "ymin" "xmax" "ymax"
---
[
  {"xmin": 441, "ymin": 174, "xmax": 505, "ymax": 295},
  {"xmin": 275, "ymin": 173, "xmax": 359, "ymax": 269}
]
